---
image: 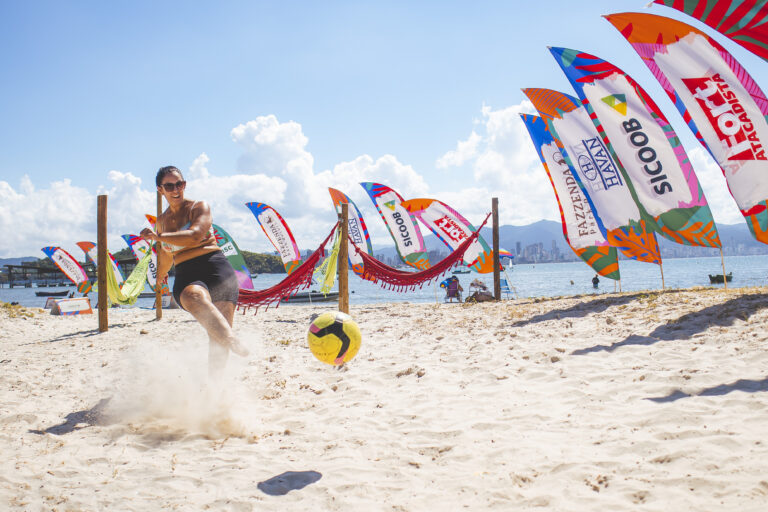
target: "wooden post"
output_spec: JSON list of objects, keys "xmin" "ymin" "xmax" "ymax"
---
[
  {"xmin": 720, "ymin": 248, "xmax": 728, "ymax": 289},
  {"xmin": 338, "ymin": 203, "xmax": 349, "ymax": 314},
  {"xmin": 492, "ymin": 197, "xmax": 501, "ymax": 301},
  {"xmin": 97, "ymin": 195, "xmax": 108, "ymax": 332},
  {"xmin": 155, "ymin": 190, "xmax": 163, "ymax": 319},
  {"xmin": 660, "ymin": 261, "xmax": 666, "ymax": 291}
]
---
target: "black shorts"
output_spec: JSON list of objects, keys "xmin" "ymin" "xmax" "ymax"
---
[{"xmin": 173, "ymin": 251, "xmax": 239, "ymax": 309}]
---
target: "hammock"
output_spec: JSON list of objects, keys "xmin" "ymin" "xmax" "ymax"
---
[
  {"xmin": 237, "ymin": 223, "xmax": 339, "ymax": 312},
  {"xmin": 350, "ymin": 213, "xmax": 491, "ymax": 292},
  {"xmin": 103, "ymin": 251, "xmax": 154, "ymax": 306}
]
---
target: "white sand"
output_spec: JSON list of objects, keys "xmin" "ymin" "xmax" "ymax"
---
[{"xmin": 2, "ymin": 287, "xmax": 768, "ymax": 511}]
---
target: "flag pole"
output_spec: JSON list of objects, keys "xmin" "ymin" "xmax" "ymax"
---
[{"xmin": 720, "ymin": 247, "xmax": 728, "ymax": 289}]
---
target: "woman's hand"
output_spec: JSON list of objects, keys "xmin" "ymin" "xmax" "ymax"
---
[{"xmin": 140, "ymin": 228, "xmax": 159, "ymax": 242}]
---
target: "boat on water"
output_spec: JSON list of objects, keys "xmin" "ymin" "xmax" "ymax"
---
[
  {"xmin": 282, "ymin": 291, "xmax": 339, "ymax": 304},
  {"xmin": 709, "ymin": 273, "xmax": 733, "ymax": 284},
  {"xmin": 452, "ymin": 268, "xmax": 471, "ymax": 275},
  {"xmin": 35, "ymin": 290, "xmax": 70, "ymax": 297}
]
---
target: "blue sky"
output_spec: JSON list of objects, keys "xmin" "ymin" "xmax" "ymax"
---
[{"xmin": 1, "ymin": 1, "xmax": 767, "ymax": 257}]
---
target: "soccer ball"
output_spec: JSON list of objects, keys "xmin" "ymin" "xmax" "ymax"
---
[{"xmin": 307, "ymin": 311, "xmax": 361, "ymax": 366}]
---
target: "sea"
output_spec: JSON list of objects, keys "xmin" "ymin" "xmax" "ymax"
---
[{"xmin": 2, "ymin": 255, "xmax": 767, "ymax": 310}]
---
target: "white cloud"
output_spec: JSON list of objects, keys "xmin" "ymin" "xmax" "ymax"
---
[
  {"xmin": 229, "ymin": 115, "xmax": 432, "ymax": 248},
  {"xmin": 0, "ymin": 106, "xmax": 569, "ymax": 259},
  {"xmin": 0, "ymin": 176, "xmax": 95, "ymax": 258},
  {"xmin": 436, "ymin": 131, "xmax": 481, "ymax": 169},
  {"xmin": 431, "ymin": 100, "xmax": 560, "ymax": 227},
  {"xmin": 188, "ymin": 153, "xmax": 210, "ymax": 180}
]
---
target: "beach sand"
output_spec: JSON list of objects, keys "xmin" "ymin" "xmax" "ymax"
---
[{"xmin": 2, "ymin": 287, "xmax": 768, "ymax": 511}]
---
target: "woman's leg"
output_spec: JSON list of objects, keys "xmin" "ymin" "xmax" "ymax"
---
[
  {"xmin": 207, "ymin": 300, "xmax": 247, "ymax": 378},
  {"xmin": 179, "ymin": 284, "xmax": 249, "ymax": 359}
]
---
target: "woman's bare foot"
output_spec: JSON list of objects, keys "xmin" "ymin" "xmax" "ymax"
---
[{"xmin": 228, "ymin": 337, "xmax": 250, "ymax": 357}]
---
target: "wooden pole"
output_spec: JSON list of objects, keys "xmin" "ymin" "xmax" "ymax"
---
[
  {"xmin": 660, "ymin": 261, "xmax": 665, "ymax": 291},
  {"xmin": 97, "ymin": 195, "xmax": 108, "ymax": 332},
  {"xmin": 155, "ymin": 190, "xmax": 163, "ymax": 319},
  {"xmin": 338, "ymin": 203, "xmax": 349, "ymax": 314},
  {"xmin": 492, "ymin": 197, "xmax": 501, "ymax": 301},
  {"xmin": 720, "ymin": 247, "xmax": 728, "ymax": 289}
]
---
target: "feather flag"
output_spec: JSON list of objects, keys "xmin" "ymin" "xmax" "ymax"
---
[
  {"xmin": 76, "ymin": 241, "xmax": 126, "ymax": 286},
  {"xmin": 400, "ymin": 198, "xmax": 496, "ymax": 273},
  {"xmin": 327, "ymin": 188, "xmax": 374, "ymax": 279},
  {"xmin": 520, "ymin": 113, "xmax": 620, "ymax": 279},
  {"xmin": 523, "ymin": 88, "xmax": 661, "ymax": 265},
  {"xmin": 653, "ymin": 0, "xmax": 768, "ymax": 63},
  {"xmin": 244, "ymin": 203, "xmax": 302, "ymax": 275},
  {"xmin": 606, "ymin": 12, "xmax": 768, "ymax": 243},
  {"xmin": 360, "ymin": 182, "xmax": 430, "ymax": 270},
  {"xmin": 550, "ymin": 46, "xmax": 721, "ymax": 248},
  {"xmin": 41, "ymin": 246, "xmax": 89, "ymax": 285}
]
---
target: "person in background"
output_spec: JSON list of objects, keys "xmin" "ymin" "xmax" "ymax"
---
[
  {"xmin": 592, "ymin": 274, "xmax": 600, "ymax": 288},
  {"xmin": 141, "ymin": 166, "xmax": 248, "ymax": 378}
]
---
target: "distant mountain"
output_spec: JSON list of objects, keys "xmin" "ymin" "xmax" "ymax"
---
[{"xmin": 0, "ymin": 256, "xmax": 38, "ymax": 267}]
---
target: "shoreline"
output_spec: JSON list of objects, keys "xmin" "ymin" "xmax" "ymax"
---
[{"xmin": 2, "ymin": 287, "xmax": 768, "ymax": 510}]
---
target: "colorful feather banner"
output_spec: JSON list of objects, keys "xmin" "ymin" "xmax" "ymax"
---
[
  {"xmin": 653, "ymin": 0, "xmax": 768, "ymax": 63},
  {"xmin": 327, "ymin": 188, "xmax": 374, "ymax": 279},
  {"xmin": 523, "ymin": 88, "xmax": 662, "ymax": 265},
  {"xmin": 41, "ymin": 246, "xmax": 89, "ymax": 285},
  {"xmin": 76, "ymin": 241, "xmax": 125, "ymax": 286},
  {"xmin": 360, "ymin": 182, "xmax": 430, "ymax": 270},
  {"xmin": 607, "ymin": 12, "xmax": 768, "ymax": 243},
  {"xmin": 550, "ymin": 46, "xmax": 721, "ymax": 248},
  {"xmin": 245, "ymin": 202, "xmax": 302, "ymax": 275},
  {"xmin": 401, "ymin": 198, "xmax": 496, "ymax": 273},
  {"xmin": 520, "ymin": 113, "xmax": 620, "ymax": 279}
]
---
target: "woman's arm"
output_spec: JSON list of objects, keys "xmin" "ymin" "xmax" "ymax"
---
[{"xmin": 141, "ymin": 202, "xmax": 213, "ymax": 248}]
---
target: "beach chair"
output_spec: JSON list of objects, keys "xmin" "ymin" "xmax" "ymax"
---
[
  {"xmin": 500, "ymin": 278, "xmax": 511, "ymax": 299},
  {"xmin": 444, "ymin": 279, "xmax": 462, "ymax": 303},
  {"xmin": 500, "ymin": 270, "xmax": 517, "ymax": 299}
]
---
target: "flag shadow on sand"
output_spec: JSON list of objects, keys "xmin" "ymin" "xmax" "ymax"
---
[
  {"xmin": 257, "ymin": 471, "xmax": 322, "ymax": 496},
  {"xmin": 572, "ymin": 293, "xmax": 768, "ymax": 356},
  {"xmin": 647, "ymin": 376, "xmax": 768, "ymax": 403},
  {"xmin": 510, "ymin": 293, "xmax": 647, "ymax": 328}
]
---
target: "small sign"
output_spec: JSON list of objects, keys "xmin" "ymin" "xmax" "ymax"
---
[{"xmin": 50, "ymin": 297, "xmax": 93, "ymax": 316}]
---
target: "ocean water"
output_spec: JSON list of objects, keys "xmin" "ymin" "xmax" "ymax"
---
[{"xmin": 2, "ymin": 255, "xmax": 766, "ymax": 310}]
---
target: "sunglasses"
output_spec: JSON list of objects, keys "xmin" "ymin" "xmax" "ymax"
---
[{"xmin": 160, "ymin": 180, "xmax": 186, "ymax": 192}]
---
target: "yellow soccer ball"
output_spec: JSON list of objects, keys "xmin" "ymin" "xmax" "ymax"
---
[{"xmin": 307, "ymin": 311, "xmax": 361, "ymax": 366}]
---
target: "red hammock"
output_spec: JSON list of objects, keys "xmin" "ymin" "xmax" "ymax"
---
[
  {"xmin": 237, "ymin": 223, "xmax": 338, "ymax": 312},
  {"xmin": 351, "ymin": 213, "xmax": 491, "ymax": 292}
]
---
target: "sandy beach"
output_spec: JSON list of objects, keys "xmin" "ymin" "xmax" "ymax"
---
[{"xmin": 2, "ymin": 287, "xmax": 768, "ymax": 511}]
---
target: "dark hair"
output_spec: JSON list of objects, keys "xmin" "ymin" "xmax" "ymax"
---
[{"xmin": 156, "ymin": 166, "xmax": 184, "ymax": 187}]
